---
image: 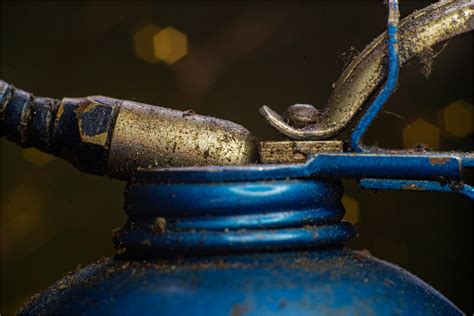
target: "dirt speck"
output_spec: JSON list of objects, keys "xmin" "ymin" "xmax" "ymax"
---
[
  {"xmin": 384, "ymin": 278, "xmax": 395, "ymax": 287},
  {"xmin": 153, "ymin": 217, "xmax": 167, "ymax": 234},
  {"xmin": 402, "ymin": 184, "xmax": 424, "ymax": 191},
  {"xmin": 230, "ymin": 303, "xmax": 250, "ymax": 316}
]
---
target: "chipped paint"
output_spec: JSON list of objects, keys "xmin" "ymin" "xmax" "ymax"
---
[
  {"xmin": 78, "ymin": 101, "xmax": 114, "ymax": 147},
  {"xmin": 402, "ymin": 184, "xmax": 425, "ymax": 191},
  {"xmin": 429, "ymin": 157, "xmax": 450, "ymax": 165}
]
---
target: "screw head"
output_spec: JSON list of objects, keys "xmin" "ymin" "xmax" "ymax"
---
[{"xmin": 284, "ymin": 104, "xmax": 320, "ymax": 128}]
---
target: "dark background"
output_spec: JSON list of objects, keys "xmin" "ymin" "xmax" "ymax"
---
[{"xmin": 1, "ymin": 1, "xmax": 472, "ymax": 314}]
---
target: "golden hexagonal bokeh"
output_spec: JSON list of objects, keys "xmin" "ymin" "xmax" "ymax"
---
[
  {"xmin": 442, "ymin": 100, "xmax": 473, "ymax": 138},
  {"xmin": 22, "ymin": 148, "xmax": 55, "ymax": 167},
  {"xmin": 402, "ymin": 118, "xmax": 440, "ymax": 149},
  {"xmin": 342, "ymin": 195, "xmax": 360, "ymax": 224},
  {"xmin": 153, "ymin": 26, "xmax": 188, "ymax": 64},
  {"xmin": 133, "ymin": 24, "xmax": 188, "ymax": 65},
  {"xmin": 133, "ymin": 24, "xmax": 162, "ymax": 64}
]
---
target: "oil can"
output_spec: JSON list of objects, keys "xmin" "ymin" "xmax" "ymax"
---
[
  {"xmin": 4, "ymin": 0, "xmax": 472, "ymax": 313},
  {"xmin": 18, "ymin": 171, "xmax": 462, "ymax": 315}
]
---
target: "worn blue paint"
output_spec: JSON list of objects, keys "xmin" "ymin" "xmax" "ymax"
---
[
  {"xmin": 138, "ymin": 153, "xmax": 463, "ymax": 183},
  {"xmin": 79, "ymin": 103, "xmax": 114, "ymax": 137},
  {"xmin": 135, "ymin": 152, "xmax": 473, "ymax": 200},
  {"xmin": 462, "ymin": 154, "xmax": 474, "ymax": 167},
  {"xmin": 125, "ymin": 179, "xmax": 343, "ymax": 217},
  {"xmin": 17, "ymin": 169, "xmax": 464, "ymax": 315},
  {"xmin": 28, "ymin": 97, "xmax": 60, "ymax": 152},
  {"xmin": 116, "ymin": 178, "xmax": 354, "ymax": 256},
  {"xmin": 19, "ymin": 249, "xmax": 462, "ymax": 315},
  {"xmin": 116, "ymin": 221, "xmax": 356, "ymax": 254},
  {"xmin": 360, "ymin": 178, "xmax": 474, "ymax": 199},
  {"xmin": 159, "ymin": 208, "xmax": 344, "ymax": 231}
]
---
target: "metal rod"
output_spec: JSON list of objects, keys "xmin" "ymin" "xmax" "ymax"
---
[{"xmin": 350, "ymin": 0, "xmax": 400, "ymax": 151}]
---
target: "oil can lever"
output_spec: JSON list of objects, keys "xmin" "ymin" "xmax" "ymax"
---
[{"xmin": 259, "ymin": 0, "xmax": 474, "ymax": 140}]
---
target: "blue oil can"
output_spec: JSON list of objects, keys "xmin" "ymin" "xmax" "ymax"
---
[
  {"xmin": 18, "ymin": 174, "xmax": 462, "ymax": 315},
  {"xmin": 3, "ymin": 0, "xmax": 472, "ymax": 314}
]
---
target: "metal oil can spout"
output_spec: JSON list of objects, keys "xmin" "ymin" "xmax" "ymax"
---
[{"xmin": 0, "ymin": 81, "xmax": 258, "ymax": 179}]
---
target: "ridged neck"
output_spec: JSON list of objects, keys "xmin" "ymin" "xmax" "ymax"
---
[{"xmin": 114, "ymin": 174, "xmax": 356, "ymax": 259}]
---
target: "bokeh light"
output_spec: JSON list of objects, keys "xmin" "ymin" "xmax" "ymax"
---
[
  {"xmin": 133, "ymin": 24, "xmax": 162, "ymax": 64},
  {"xmin": 402, "ymin": 118, "xmax": 440, "ymax": 149},
  {"xmin": 153, "ymin": 26, "xmax": 188, "ymax": 64},
  {"xmin": 442, "ymin": 100, "xmax": 473, "ymax": 138},
  {"xmin": 133, "ymin": 24, "xmax": 188, "ymax": 65}
]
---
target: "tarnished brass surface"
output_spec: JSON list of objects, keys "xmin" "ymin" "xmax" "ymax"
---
[
  {"xmin": 260, "ymin": 0, "xmax": 474, "ymax": 140},
  {"xmin": 107, "ymin": 100, "xmax": 258, "ymax": 178},
  {"xmin": 0, "ymin": 79, "xmax": 258, "ymax": 179},
  {"xmin": 259, "ymin": 140, "xmax": 343, "ymax": 163}
]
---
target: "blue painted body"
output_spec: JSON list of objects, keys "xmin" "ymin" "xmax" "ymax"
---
[
  {"xmin": 19, "ymin": 249, "xmax": 461, "ymax": 316},
  {"xmin": 19, "ymin": 170, "xmax": 462, "ymax": 315}
]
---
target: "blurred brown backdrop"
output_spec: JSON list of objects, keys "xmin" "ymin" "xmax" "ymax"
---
[{"xmin": 1, "ymin": 1, "xmax": 472, "ymax": 314}]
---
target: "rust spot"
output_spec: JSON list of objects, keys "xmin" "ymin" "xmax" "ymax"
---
[
  {"xmin": 429, "ymin": 157, "xmax": 450, "ymax": 165},
  {"xmin": 402, "ymin": 184, "xmax": 424, "ymax": 191},
  {"xmin": 384, "ymin": 278, "xmax": 395, "ymax": 287},
  {"xmin": 230, "ymin": 303, "xmax": 250, "ymax": 316},
  {"xmin": 153, "ymin": 217, "xmax": 166, "ymax": 234}
]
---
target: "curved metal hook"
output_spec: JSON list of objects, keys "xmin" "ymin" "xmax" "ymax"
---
[
  {"xmin": 260, "ymin": 0, "xmax": 474, "ymax": 140},
  {"xmin": 351, "ymin": 0, "xmax": 400, "ymax": 151}
]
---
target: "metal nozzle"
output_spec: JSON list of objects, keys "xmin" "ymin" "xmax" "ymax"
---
[{"xmin": 0, "ymin": 80, "xmax": 258, "ymax": 179}]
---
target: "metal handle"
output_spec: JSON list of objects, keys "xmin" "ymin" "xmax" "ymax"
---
[{"xmin": 260, "ymin": 0, "xmax": 474, "ymax": 140}]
